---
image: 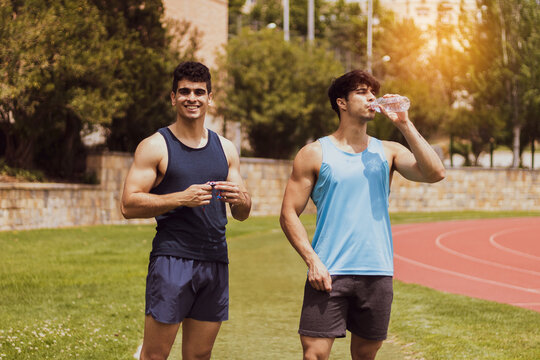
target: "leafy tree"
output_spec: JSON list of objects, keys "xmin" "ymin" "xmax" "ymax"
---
[
  {"xmin": 244, "ymin": 0, "xmax": 282, "ymax": 31},
  {"xmin": 319, "ymin": 0, "xmax": 366, "ymax": 71},
  {"xmin": 368, "ymin": 77, "xmax": 448, "ymax": 146},
  {"xmin": 0, "ymin": 0, "xmax": 199, "ymax": 178},
  {"xmin": 459, "ymin": 0, "xmax": 539, "ymax": 167},
  {"xmin": 237, "ymin": 0, "xmax": 386, "ymax": 72},
  {"xmin": 367, "ymin": 17, "xmax": 447, "ymax": 145},
  {"xmin": 517, "ymin": 0, "xmax": 540, "ymax": 167},
  {"xmin": 416, "ymin": 1, "xmax": 481, "ymax": 164},
  {"xmin": 0, "ymin": 0, "xmax": 127, "ymax": 177},
  {"xmin": 232, "ymin": 0, "xmax": 326, "ymax": 38},
  {"xmin": 229, "ymin": 0, "xmax": 247, "ymax": 35},
  {"xmin": 446, "ymin": 106, "xmax": 507, "ymax": 165},
  {"xmin": 216, "ymin": 28, "xmax": 343, "ymax": 159},
  {"xmin": 92, "ymin": 0, "xmax": 200, "ymax": 152}
]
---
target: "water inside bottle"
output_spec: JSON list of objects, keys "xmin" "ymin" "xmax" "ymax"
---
[{"xmin": 370, "ymin": 96, "xmax": 410, "ymax": 113}]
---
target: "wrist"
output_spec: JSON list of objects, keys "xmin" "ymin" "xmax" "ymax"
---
[
  {"xmin": 305, "ymin": 254, "xmax": 320, "ymax": 268},
  {"xmin": 396, "ymin": 118, "xmax": 416, "ymax": 134},
  {"xmin": 235, "ymin": 191, "xmax": 249, "ymax": 209},
  {"xmin": 172, "ymin": 191, "xmax": 187, "ymax": 207}
]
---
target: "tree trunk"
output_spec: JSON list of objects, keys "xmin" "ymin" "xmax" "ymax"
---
[
  {"xmin": 60, "ymin": 113, "xmax": 81, "ymax": 177},
  {"xmin": 1, "ymin": 124, "xmax": 34, "ymax": 169},
  {"xmin": 498, "ymin": 0, "xmax": 521, "ymax": 168},
  {"xmin": 532, "ymin": 138, "xmax": 536, "ymax": 169},
  {"xmin": 449, "ymin": 134, "xmax": 454, "ymax": 167},
  {"xmin": 511, "ymin": 77, "xmax": 521, "ymax": 168},
  {"xmin": 511, "ymin": 125, "xmax": 521, "ymax": 168},
  {"xmin": 489, "ymin": 138, "xmax": 495, "ymax": 168}
]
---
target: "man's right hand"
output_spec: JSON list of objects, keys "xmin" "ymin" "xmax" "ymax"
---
[
  {"xmin": 180, "ymin": 183, "xmax": 213, "ymax": 207},
  {"xmin": 307, "ymin": 259, "xmax": 332, "ymax": 293}
]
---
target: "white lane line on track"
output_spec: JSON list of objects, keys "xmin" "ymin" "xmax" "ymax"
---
[
  {"xmin": 392, "ymin": 226, "xmax": 432, "ymax": 237},
  {"xmin": 394, "ymin": 254, "xmax": 540, "ymax": 294},
  {"xmin": 490, "ymin": 228, "xmax": 540, "ymax": 261},
  {"xmin": 511, "ymin": 302, "xmax": 540, "ymax": 306},
  {"xmin": 435, "ymin": 228, "xmax": 540, "ymax": 276}
]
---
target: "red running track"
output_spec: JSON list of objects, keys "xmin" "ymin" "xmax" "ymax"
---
[{"xmin": 392, "ymin": 217, "xmax": 540, "ymax": 312}]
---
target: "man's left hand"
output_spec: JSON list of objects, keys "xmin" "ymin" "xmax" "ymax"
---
[
  {"xmin": 212, "ymin": 181, "xmax": 247, "ymax": 206},
  {"xmin": 378, "ymin": 94, "xmax": 410, "ymax": 126}
]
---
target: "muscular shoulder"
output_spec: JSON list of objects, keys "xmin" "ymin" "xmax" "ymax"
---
[
  {"xmin": 217, "ymin": 134, "xmax": 236, "ymax": 155},
  {"xmin": 381, "ymin": 140, "xmax": 408, "ymax": 156},
  {"xmin": 381, "ymin": 140, "xmax": 409, "ymax": 168},
  {"xmin": 293, "ymin": 140, "xmax": 322, "ymax": 173},
  {"xmin": 134, "ymin": 132, "xmax": 167, "ymax": 166},
  {"xmin": 217, "ymin": 134, "xmax": 239, "ymax": 166},
  {"xmin": 298, "ymin": 140, "xmax": 322, "ymax": 160}
]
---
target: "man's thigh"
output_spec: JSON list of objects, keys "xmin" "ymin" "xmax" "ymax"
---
[
  {"xmin": 145, "ymin": 256, "xmax": 229, "ymax": 324},
  {"xmin": 182, "ymin": 318, "xmax": 222, "ymax": 360},
  {"xmin": 145, "ymin": 256, "xmax": 196, "ymax": 324},
  {"xmin": 298, "ymin": 276, "xmax": 349, "ymax": 338},
  {"xmin": 298, "ymin": 276, "xmax": 393, "ymax": 340},
  {"xmin": 140, "ymin": 315, "xmax": 180, "ymax": 360},
  {"xmin": 188, "ymin": 260, "xmax": 229, "ymax": 322},
  {"xmin": 346, "ymin": 276, "xmax": 393, "ymax": 341}
]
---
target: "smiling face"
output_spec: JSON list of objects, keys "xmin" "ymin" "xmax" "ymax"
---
[{"xmin": 171, "ymin": 79, "xmax": 212, "ymax": 122}]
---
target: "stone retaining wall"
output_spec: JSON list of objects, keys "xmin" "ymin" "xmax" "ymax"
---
[
  {"xmin": 389, "ymin": 169, "xmax": 539, "ymax": 212},
  {"xmin": 1, "ymin": 152, "xmax": 538, "ymax": 231}
]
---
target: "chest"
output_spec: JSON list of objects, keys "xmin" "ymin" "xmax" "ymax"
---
[
  {"xmin": 154, "ymin": 136, "xmax": 229, "ymax": 193},
  {"xmin": 322, "ymin": 150, "xmax": 388, "ymax": 185}
]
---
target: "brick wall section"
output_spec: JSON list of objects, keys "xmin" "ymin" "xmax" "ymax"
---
[
  {"xmin": 163, "ymin": 0, "xmax": 228, "ymax": 69},
  {"xmin": 0, "ymin": 183, "xmax": 124, "ymax": 230},
  {"xmin": 240, "ymin": 158, "xmax": 316, "ymax": 216},
  {"xmin": 1, "ymin": 152, "xmax": 539, "ymax": 231},
  {"xmin": 0, "ymin": 152, "xmax": 151, "ymax": 231},
  {"xmin": 389, "ymin": 169, "xmax": 539, "ymax": 212}
]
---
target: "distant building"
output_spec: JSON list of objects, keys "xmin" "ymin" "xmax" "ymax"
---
[
  {"xmin": 162, "ymin": 0, "xmax": 243, "ymax": 151},
  {"xmin": 341, "ymin": 0, "xmax": 477, "ymax": 31},
  {"xmin": 162, "ymin": 0, "xmax": 228, "ymax": 69}
]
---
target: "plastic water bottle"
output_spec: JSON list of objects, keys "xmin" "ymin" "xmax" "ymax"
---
[{"xmin": 371, "ymin": 96, "xmax": 410, "ymax": 113}]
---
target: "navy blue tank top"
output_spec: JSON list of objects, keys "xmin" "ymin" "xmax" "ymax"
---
[{"xmin": 149, "ymin": 127, "xmax": 229, "ymax": 263}]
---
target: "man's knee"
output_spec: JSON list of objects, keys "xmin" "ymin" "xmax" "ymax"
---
[
  {"xmin": 351, "ymin": 339, "xmax": 383, "ymax": 360},
  {"xmin": 303, "ymin": 349, "xmax": 329, "ymax": 360},
  {"xmin": 140, "ymin": 349, "xmax": 171, "ymax": 360},
  {"xmin": 183, "ymin": 347, "xmax": 212, "ymax": 360},
  {"xmin": 301, "ymin": 336, "xmax": 333, "ymax": 360}
]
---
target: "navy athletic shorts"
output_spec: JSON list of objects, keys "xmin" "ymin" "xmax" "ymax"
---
[
  {"xmin": 145, "ymin": 256, "xmax": 229, "ymax": 324},
  {"xmin": 298, "ymin": 275, "xmax": 393, "ymax": 340}
]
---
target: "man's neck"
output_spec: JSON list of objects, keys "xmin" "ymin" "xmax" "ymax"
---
[
  {"xmin": 169, "ymin": 117, "xmax": 208, "ymax": 148},
  {"xmin": 331, "ymin": 118, "xmax": 370, "ymax": 153}
]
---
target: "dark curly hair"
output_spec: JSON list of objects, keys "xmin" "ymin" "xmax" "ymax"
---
[
  {"xmin": 172, "ymin": 61, "xmax": 212, "ymax": 93},
  {"xmin": 328, "ymin": 70, "xmax": 380, "ymax": 118}
]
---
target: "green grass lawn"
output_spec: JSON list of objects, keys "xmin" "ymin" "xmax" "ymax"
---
[{"xmin": 0, "ymin": 211, "xmax": 539, "ymax": 359}]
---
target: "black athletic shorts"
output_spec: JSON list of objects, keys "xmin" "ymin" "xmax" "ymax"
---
[
  {"xmin": 298, "ymin": 275, "xmax": 393, "ymax": 340},
  {"xmin": 145, "ymin": 256, "xmax": 229, "ymax": 324}
]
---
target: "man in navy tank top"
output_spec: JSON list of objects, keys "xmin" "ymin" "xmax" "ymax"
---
[
  {"xmin": 280, "ymin": 70, "xmax": 445, "ymax": 360},
  {"xmin": 121, "ymin": 61, "xmax": 251, "ymax": 360}
]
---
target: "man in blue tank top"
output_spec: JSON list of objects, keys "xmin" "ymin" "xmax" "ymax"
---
[
  {"xmin": 121, "ymin": 62, "xmax": 251, "ymax": 360},
  {"xmin": 280, "ymin": 70, "xmax": 445, "ymax": 360}
]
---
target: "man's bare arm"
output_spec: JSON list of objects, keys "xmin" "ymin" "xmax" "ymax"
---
[
  {"xmin": 121, "ymin": 134, "xmax": 213, "ymax": 219},
  {"xmin": 279, "ymin": 143, "xmax": 332, "ymax": 292},
  {"xmin": 389, "ymin": 122, "xmax": 446, "ymax": 183},
  {"xmin": 379, "ymin": 97, "xmax": 445, "ymax": 183},
  {"xmin": 214, "ymin": 137, "xmax": 251, "ymax": 221}
]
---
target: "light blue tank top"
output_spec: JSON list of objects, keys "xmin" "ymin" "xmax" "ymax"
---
[{"xmin": 310, "ymin": 136, "xmax": 393, "ymax": 275}]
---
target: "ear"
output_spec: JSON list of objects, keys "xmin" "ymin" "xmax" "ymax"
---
[
  {"xmin": 208, "ymin": 92, "xmax": 214, "ymax": 105},
  {"xmin": 336, "ymin": 97, "xmax": 347, "ymax": 112},
  {"xmin": 170, "ymin": 91, "xmax": 176, "ymax": 106}
]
